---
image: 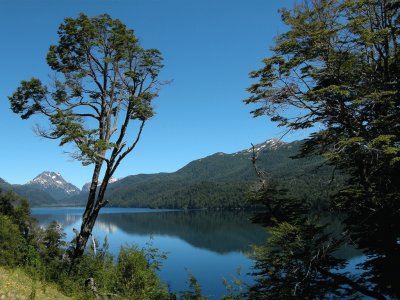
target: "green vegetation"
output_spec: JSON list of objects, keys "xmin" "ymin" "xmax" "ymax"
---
[
  {"xmin": 0, "ymin": 266, "xmax": 71, "ymax": 300},
  {"xmin": 63, "ymin": 140, "xmax": 344, "ymax": 209},
  {"xmin": 0, "ymin": 189, "xmax": 173, "ymax": 299},
  {"xmin": 2, "ymin": 140, "xmax": 344, "ymax": 210},
  {"xmin": 245, "ymin": 0, "xmax": 400, "ymax": 298},
  {"xmin": 0, "ymin": 178, "xmax": 56, "ymax": 207},
  {"xmin": 3, "ymin": 0, "xmax": 399, "ymax": 298},
  {"xmin": 8, "ymin": 13, "xmax": 165, "ymax": 260}
]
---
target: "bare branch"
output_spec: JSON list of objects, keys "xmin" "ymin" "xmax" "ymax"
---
[{"xmin": 111, "ymin": 120, "xmax": 145, "ymax": 175}]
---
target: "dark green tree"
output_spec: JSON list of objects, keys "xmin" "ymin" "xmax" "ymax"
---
[
  {"xmin": 41, "ymin": 221, "xmax": 67, "ymax": 279},
  {"xmin": 0, "ymin": 189, "xmax": 35, "ymax": 267},
  {"xmin": 9, "ymin": 14, "xmax": 165, "ymax": 261},
  {"xmin": 0, "ymin": 215, "xmax": 24, "ymax": 266},
  {"xmin": 245, "ymin": 0, "xmax": 400, "ymax": 298},
  {"xmin": 246, "ymin": 178, "xmax": 377, "ymax": 299}
]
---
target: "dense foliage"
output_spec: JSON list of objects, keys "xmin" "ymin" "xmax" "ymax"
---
[
  {"xmin": 0, "ymin": 189, "xmax": 174, "ymax": 299},
  {"xmin": 246, "ymin": 0, "xmax": 400, "ymax": 298},
  {"xmin": 1, "ymin": 140, "xmax": 343, "ymax": 210},
  {"xmin": 63, "ymin": 140, "xmax": 344, "ymax": 209},
  {"xmin": 9, "ymin": 13, "xmax": 165, "ymax": 260}
]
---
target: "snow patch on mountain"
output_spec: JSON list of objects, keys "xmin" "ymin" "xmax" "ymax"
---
[
  {"xmin": 27, "ymin": 171, "xmax": 80, "ymax": 200},
  {"xmin": 234, "ymin": 139, "xmax": 287, "ymax": 155},
  {"xmin": 81, "ymin": 176, "xmax": 122, "ymax": 192}
]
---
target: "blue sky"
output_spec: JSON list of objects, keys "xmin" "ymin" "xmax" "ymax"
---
[{"xmin": 0, "ymin": 0, "xmax": 310, "ymax": 188}]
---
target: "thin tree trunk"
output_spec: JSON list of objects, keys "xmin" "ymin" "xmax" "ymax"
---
[{"xmin": 70, "ymin": 163, "xmax": 106, "ymax": 267}]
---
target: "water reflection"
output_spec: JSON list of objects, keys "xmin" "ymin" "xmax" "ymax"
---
[
  {"xmin": 32, "ymin": 208, "xmax": 362, "ymax": 298},
  {"xmin": 32, "ymin": 208, "xmax": 266, "ymax": 298},
  {"xmin": 33, "ymin": 208, "xmax": 266, "ymax": 254}
]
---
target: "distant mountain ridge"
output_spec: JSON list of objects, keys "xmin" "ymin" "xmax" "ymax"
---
[
  {"xmin": 0, "ymin": 172, "xmax": 80, "ymax": 206},
  {"xmin": 0, "ymin": 176, "xmax": 56, "ymax": 207},
  {"xmin": 1, "ymin": 139, "xmax": 344, "ymax": 208},
  {"xmin": 66, "ymin": 139, "xmax": 344, "ymax": 209}
]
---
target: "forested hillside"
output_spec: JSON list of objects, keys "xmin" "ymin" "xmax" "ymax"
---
[
  {"xmin": 0, "ymin": 178, "xmax": 56, "ymax": 206},
  {"xmin": 65, "ymin": 139, "xmax": 344, "ymax": 208},
  {"xmin": 1, "ymin": 140, "xmax": 344, "ymax": 208}
]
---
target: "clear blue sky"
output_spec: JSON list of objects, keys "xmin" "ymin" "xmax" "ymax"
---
[{"xmin": 0, "ymin": 0, "xmax": 310, "ymax": 188}]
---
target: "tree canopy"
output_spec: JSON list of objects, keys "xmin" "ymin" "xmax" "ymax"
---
[
  {"xmin": 9, "ymin": 13, "xmax": 165, "ymax": 260},
  {"xmin": 245, "ymin": 0, "xmax": 400, "ymax": 298}
]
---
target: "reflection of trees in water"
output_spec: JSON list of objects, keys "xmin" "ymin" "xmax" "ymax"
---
[
  {"xmin": 34, "ymin": 213, "xmax": 81, "ymax": 228},
  {"xmin": 33, "ymin": 210, "xmax": 359, "ymax": 259},
  {"xmin": 317, "ymin": 214, "xmax": 362, "ymax": 260},
  {"xmin": 97, "ymin": 210, "xmax": 267, "ymax": 254},
  {"xmin": 95, "ymin": 220, "xmax": 119, "ymax": 233}
]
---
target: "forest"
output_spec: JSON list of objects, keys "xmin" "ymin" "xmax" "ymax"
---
[
  {"xmin": 244, "ymin": 0, "xmax": 400, "ymax": 298},
  {"xmin": 1, "ymin": 0, "xmax": 400, "ymax": 299}
]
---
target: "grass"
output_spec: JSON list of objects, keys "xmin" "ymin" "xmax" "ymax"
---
[{"xmin": 0, "ymin": 266, "xmax": 71, "ymax": 300}]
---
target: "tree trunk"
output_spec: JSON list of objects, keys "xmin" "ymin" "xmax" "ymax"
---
[{"xmin": 71, "ymin": 163, "xmax": 112, "ymax": 265}]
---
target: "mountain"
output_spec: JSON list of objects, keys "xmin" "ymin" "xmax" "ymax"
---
[
  {"xmin": 65, "ymin": 139, "xmax": 344, "ymax": 209},
  {"xmin": 25, "ymin": 171, "xmax": 80, "ymax": 200},
  {"xmin": 1, "ymin": 172, "xmax": 80, "ymax": 206},
  {"xmin": 2, "ymin": 139, "xmax": 344, "ymax": 208},
  {"xmin": 0, "ymin": 177, "xmax": 9, "ymax": 186},
  {"xmin": 0, "ymin": 177, "xmax": 56, "ymax": 207},
  {"xmin": 0, "ymin": 177, "xmax": 11, "ymax": 192},
  {"xmin": 81, "ymin": 177, "xmax": 121, "ymax": 192}
]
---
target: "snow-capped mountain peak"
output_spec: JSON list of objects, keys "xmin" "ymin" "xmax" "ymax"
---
[
  {"xmin": 30, "ymin": 171, "xmax": 62, "ymax": 184},
  {"xmin": 252, "ymin": 139, "xmax": 286, "ymax": 151},
  {"xmin": 235, "ymin": 139, "xmax": 287, "ymax": 155},
  {"xmin": 27, "ymin": 171, "xmax": 80, "ymax": 200}
]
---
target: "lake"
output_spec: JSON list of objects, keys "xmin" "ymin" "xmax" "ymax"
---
[{"xmin": 31, "ymin": 207, "xmax": 266, "ymax": 299}]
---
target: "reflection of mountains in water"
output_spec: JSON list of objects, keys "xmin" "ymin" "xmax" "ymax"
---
[
  {"xmin": 34, "ymin": 210, "xmax": 266, "ymax": 254},
  {"xmin": 33, "ymin": 210, "xmax": 360, "ymax": 260},
  {"xmin": 35, "ymin": 213, "xmax": 81, "ymax": 228},
  {"xmin": 96, "ymin": 210, "xmax": 266, "ymax": 254}
]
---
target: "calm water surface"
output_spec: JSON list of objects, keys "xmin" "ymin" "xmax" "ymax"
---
[{"xmin": 32, "ymin": 207, "xmax": 266, "ymax": 299}]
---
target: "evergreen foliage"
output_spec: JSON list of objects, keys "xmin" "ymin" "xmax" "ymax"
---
[
  {"xmin": 245, "ymin": 0, "xmax": 400, "ymax": 298},
  {"xmin": 0, "ymin": 178, "xmax": 56, "ymax": 206},
  {"xmin": 8, "ymin": 13, "xmax": 165, "ymax": 260},
  {"xmin": 0, "ymin": 214, "xmax": 24, "ymax": 266},
  {"xmin": 63, "ymin": 140, "xmax": 344, "ymax": 209}
]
